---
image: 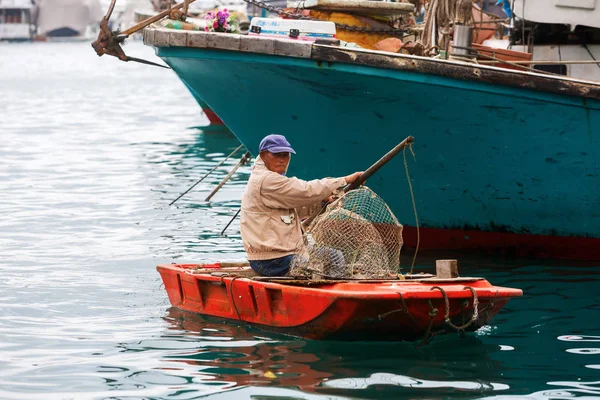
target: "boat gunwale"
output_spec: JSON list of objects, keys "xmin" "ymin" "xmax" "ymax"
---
[
  {"xmin": 311, "ymin": 43, "xmax": 600, "ymax": 90},
  {"xmin": 156, "ymin": 264, "xmax": 523, "ymax": 299},
  {"xmin": 144, "ymin": 27, "xmax": 600, "ymax": 102}
]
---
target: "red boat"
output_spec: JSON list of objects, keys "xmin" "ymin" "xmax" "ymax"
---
[{"xmin": 157, "ymin": 262, "xmax": 522, "ymax": 342}]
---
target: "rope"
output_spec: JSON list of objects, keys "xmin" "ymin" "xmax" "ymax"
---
[
  {"xmin": 420, "ymin": 0, "xmax": 475, "ymax": 54},
  {"xmin": 478, "ymin": 289, "xmax": 498, "ymax": 323},
  {"xmin": 473, "ymin": 50, "xmax": 567, "ymax": 77},
  {"xmin": 417, "ymin": 299, "xmax": 438, "ymax": 347},
  {"xmin": 377, "ymin": 292, "xmax": 421, "ymax": 329},
  {"xmin": 227, "ymin": 275, "xmax": 243, "ymax": 321},
  {"xmin": 404, "ymin": 145, "xmax": 419, "ymax": 274},
  {"xmin": 583, "ymin": 44, "xmax": 600, "ymax": 72},
  {"xmin": 451, "ymin": 46, "xmax": 569, "ymax": 77},
  {"xmin": 430, "ymin": 286, "xmax": 479, "ymax": 331},
  {"xmin": 210, "ymin": 272, "xmax": 244, "ymax": 320},
  {"xmin": 475, "ymin": 58, "xmax": 600, "ymax": 66}
]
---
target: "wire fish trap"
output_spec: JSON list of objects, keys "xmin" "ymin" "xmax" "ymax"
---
[{"xmin": 290, "ymin": 187, "xmax": 404, "ymax": 280}]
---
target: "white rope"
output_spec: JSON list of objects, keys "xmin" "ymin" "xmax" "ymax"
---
[{"xmin": 420, "ymin": 0, "xmax": 474, "ymax": 54}]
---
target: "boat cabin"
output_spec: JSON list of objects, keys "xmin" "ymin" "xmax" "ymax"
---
[{"xmin": 0, "ymin": 0, "xmax": 33, "ymax": 41}]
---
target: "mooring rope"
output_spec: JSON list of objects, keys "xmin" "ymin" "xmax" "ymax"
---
[
  {"xmin": 228, "ymin": 275, "xmax": 243, "ymax": 321},
  {"xmin": 430, "ymin": 286, "xmax": 479, "ymax": 331},
  {"xmin": 377, "ymin": 292, "xmax": 421, "ymax": 329},
  {"xmin": 417, "ymin": 299, "xmax": 439, "ymax": 347},
  {"xmin": 403, "ymin": 145, "xmax": 419, "ymax": 274},
  {"xmin": 477, "ymin": 289, "xmax": 498, "ymax": 323}
]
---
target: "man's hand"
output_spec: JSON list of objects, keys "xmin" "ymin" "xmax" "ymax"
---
[{"xmin": 344, "ymin": 171, "xmax": 363, "ymax": 184}]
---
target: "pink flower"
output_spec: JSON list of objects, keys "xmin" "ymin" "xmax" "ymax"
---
[
  {"xmin": 213, "ymin": 21, "xmax": 219, "ymax": 29},
  {"xmin": 224, "ymin": 23, "xmax": 229, "ymax": 29},
  {"xmin": 223, "ymin": 7, "xmax": 228, "ymax": 12},
  {"xmin": 204, "ymin": 26, "xmax": 209, "ymax": 31}
]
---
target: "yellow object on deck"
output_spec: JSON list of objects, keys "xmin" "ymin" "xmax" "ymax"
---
[
  {"xmin": 306, "ymin": 10, "xmax": 398, "ymax": 49},
  {"xmin": 287, "ymin": 0, "xmax": 414, "ymax": 16}
]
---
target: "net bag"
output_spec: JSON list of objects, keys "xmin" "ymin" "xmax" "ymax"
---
[{"xmin": 290, "ymin": 186, "xmax": 404, "ymax": 279}]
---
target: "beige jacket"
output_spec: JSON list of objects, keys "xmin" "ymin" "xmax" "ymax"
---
[{"xmin": 240, "ymin": 157, "xmax": 347, "ymax": 260}]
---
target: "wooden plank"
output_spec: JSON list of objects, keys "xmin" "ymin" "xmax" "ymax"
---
[
  {"xmin": 207, "ymin": 33, "xmax": 242, "ymax": 51},
  {"xmin": 142, "ymin": 27, "xmax": 154, "ymax": 46},
  {"xmin": 240, "ymin": 35, "xmax": 275, "ymax": 55},
  {"xmin": 310, "ymin": 44, "xmax": 600, "ymax": 101},
  {"xmin": 169, "ymin": 30, "xmax": 188, "ymax": 47},
  {"xmin": 153, "ymin": 28, "xmax": 170, "ymax": 47},
  {"xmin": 187, "ymin": 30, "xmax": 208, "ymax": 48},
  {"xmin": 273, "ymin": 38, "xmax": 312, "ymax": 58}
]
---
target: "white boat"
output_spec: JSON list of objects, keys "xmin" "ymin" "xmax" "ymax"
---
[
  {"xmin": 36, "ymin": 0, "xmax": 103, "ymax": 39},
  {"xmin": 0, "ymin": 0, "xmax": 34, "ymax": 41},
  {"xmin": 480, "ymin": 0, "xmax": 600, "ymax": 82}
]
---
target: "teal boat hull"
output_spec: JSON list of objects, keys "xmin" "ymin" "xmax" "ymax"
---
[
  {"xmin": 182, "ymin": 81, "xmax": 225, "ymax": 126},
  {"xmin": 157, "ymin": 46, "xmax": 600, "ymax": 260}
]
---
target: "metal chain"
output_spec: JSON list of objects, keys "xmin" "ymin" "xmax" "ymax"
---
[{"xmin": 244, "ymin": 0, "xmax": 408, "ymax": 36}]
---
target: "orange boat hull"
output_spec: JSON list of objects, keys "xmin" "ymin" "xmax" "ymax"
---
[{"xmin": 157, "ymin": 263, "xmax": 522, "ymax": 341}]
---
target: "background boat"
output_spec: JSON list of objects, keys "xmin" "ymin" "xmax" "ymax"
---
[
  {"xmin": 480, "ymin": 0, "xmax": 600, "ymax": 81},
  {"xmin": 0, "ymin": 0, "xmax": 34, "ymax": 41},
  {"xmin": 35, "ymin": 0, "xmax": 104, "ymax": 40}
]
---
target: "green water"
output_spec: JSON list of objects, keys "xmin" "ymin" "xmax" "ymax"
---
[{"xmin": 0, "ymin": 41, "xmax": 598, "ymax": 400}]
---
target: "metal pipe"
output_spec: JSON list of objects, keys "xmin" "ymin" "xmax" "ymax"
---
[{"xmin": 451, "ymin": 25, "xmax": 474, "ymax": 57}]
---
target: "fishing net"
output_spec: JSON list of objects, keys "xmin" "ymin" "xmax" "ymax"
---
[{"xmin": 289, "ymin": 186, "xmax": 404, "ymax": 280}]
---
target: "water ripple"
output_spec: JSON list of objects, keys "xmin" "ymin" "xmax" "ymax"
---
[{"xmin": 0, "ymin": 41, "xmax": 599, "ymax": 400}]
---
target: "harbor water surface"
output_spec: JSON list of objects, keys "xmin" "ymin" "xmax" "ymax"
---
[{"xmin": 1, "ymin": 41, "xmax": 599, "ymax": 400}]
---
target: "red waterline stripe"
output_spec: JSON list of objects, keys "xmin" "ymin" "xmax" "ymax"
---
[
  {"xmin": 203, "ymin": 107, "xmax": 224, "ymax": 125},
  {"xmin": 402, "ymin": 226, "xmax": 600, "ymax": 261}
]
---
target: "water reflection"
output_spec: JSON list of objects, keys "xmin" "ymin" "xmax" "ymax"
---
[
  {"xmin": 145, "ymin": 308, "xmax": 516, "ymax": 399},
  {"xmin": 133, "ymin": 126, "xmax": 251, "ymax": 259},
  {"xmin": 161, "ymin": 308, "xmax": 334, "ymax": 390},
  {"xmin": 322, "ymin": 372, "xmax": 509, "ymax": 391},
  {"xmin": 142, "ymin": 262, "xmax": 600, "ymax": 400}
]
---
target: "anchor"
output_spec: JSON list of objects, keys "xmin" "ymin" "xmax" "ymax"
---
[{"xmin": 91, "ymin": 0, "xmax": 195, "ymax": 68}]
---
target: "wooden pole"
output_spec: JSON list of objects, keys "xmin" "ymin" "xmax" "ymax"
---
[
  {"xmin": 169, "ymin": 144, "xmax": 244, "ymax": 206},
  {"xmin": 345, "ymin": 135, "xmax": 415, "ymax": 192},
  {"xmin": 121, "ymin": 0, "xmax": 197, "ymax": 36},
  {"xmin": 205, "ymin": 152, "xmax": 251, "ymax": 202},
  {"xmin": 303, "ymin": 135, "xmax": 415, "ymax": 228}
]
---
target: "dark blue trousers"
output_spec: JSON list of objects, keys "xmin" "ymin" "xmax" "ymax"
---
[{"xmin": 249, "ymin": 255, "xmax": 294, "ymax": 277}]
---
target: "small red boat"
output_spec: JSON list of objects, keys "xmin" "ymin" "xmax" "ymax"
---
[{"xmin": 157, "ymin": 262, "xmax": 522, "ymax": 342}]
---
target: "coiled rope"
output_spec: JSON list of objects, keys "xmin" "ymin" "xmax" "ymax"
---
[{"xmin": 430, "ymin": 285, "xmax": 479, "ymax": 331}]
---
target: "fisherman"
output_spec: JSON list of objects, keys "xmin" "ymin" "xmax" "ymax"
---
[{"xmin": 240, "ymin": 134, "xmax": 362, "ymax": 277}]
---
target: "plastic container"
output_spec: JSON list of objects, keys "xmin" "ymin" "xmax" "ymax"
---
[{"xmin": 248, "ymin": 17, "xmax": 336, "ymax": 41}]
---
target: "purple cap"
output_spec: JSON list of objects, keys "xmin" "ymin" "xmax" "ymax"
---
[{"xmin": 259, "ymin": 134, "xmax": 296, "ymax": 154}]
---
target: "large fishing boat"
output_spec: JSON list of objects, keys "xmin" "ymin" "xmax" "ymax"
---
[{"xmin": 94, "ymin": 0, "xmax": 600, "ymax": 260}]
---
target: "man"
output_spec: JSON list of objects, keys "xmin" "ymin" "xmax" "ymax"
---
[{"xmin": 240, "ymin": 134, "xmax": 362, "ymax": 276}]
